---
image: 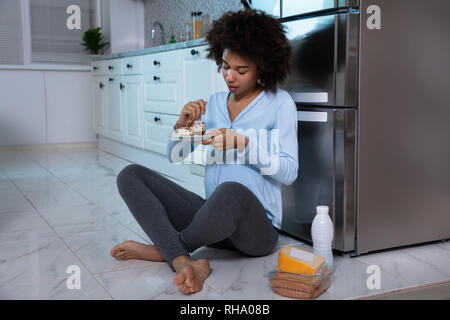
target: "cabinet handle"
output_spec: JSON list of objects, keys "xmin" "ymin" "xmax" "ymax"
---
[
  {"xmin": 191, "ymin": 49, "xmax": 199, "ymax": 56},
  {"xmin": 120, "ymin": 83, "xmax": 125, "ymax": 90},
  {"xmin": 153, "ymin": 75, "xmax": 160, "ymax": 81},
  {"xmin": 154, "ymin": 116, "xmax": 161, "ymax": 122},
  {"xmin": 99, "ymin": 82, "xmax": 104, "ymax": 89},
  {"xmin": 126, "ymin": 63, "xmax": 133, "ymax": 69},
  {"xmin": 109, "ymin": 77, "xmax": 114, "ymax": 82},
  {"xmin": 108, "ymin": 65, "xmax": 114, "ymax": 70},
  {"xmin": 153, "ymin": 60, "xmax": 160, "ymax": 66}
]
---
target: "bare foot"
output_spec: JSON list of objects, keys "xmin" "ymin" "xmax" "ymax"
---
[
  {"xmin": 172, "ymin": 256, "xmax": 211, "ymax": 294},
  {"xmin": 110, "ymin": 240, "xmax": 165, "ymax": 262}
]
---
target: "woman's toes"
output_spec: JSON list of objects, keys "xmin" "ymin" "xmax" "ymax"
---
[
  {"xmin": 111, "ymin": 242, "xmax": 126, "ymax": 256},
  {"xmin": 114, "ymin": 251, "xmax": 125, "ymax": 259},
  {"xmin": 173, "ymin": 270, "xmax": 187, "ymax": 286},
  {"xmin": 110, "ymin": 246, "xmax": 120, "ymax": 257},
  {"xmin": 180, "ymin": 284, "xmax": 190, "ymax": 294}
]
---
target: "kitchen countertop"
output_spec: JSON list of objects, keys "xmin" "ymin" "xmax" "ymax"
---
[{"xmin": 91, "ymin": 38, "xmax": 208, "ymax": 61}]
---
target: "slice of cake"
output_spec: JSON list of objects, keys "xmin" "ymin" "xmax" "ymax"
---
[
  {"xmin": 175, "ymin": 121, "xmax": 205, "ymax": 136},
  {"xmin": 175, "ymin": 127, "xmax": 191, "ymax": 136},
  {"xmin": 191, "ymin": 121, "xmax": 205, "ymax": 135}
]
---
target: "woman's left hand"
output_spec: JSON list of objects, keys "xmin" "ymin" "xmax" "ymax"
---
[{"xmin": 200, "ymin": 128, "xmax": 248, "ymax": 151}]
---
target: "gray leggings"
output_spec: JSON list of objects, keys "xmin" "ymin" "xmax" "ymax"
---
[{"xmin": 116, "ymin": 164, "xmax": 279, "ymax": 271}]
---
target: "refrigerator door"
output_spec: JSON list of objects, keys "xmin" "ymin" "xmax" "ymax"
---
[
  {"xmin": 357, "ymin": 0, "xmax": 450, "ymax": 254},
  {"xmin": 281, "ymin": 108, "xmax": 357, "ymax": 252},
  {"xmin": 281, "ymin": 12, "xmax": 359, "ymax": 106},
  {"xmin": 281, "ymin": 109, "xmax": 334, "ymax": 245}
]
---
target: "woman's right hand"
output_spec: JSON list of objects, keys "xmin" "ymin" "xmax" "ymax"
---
[{"xmin": 174, "ymin": 99, "xmax": 207, "ymax": 130}]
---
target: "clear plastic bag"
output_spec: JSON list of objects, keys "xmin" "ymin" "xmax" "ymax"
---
[{"xmin": 266, "ymin": 266, "xmax": 334, "ymax": 299}]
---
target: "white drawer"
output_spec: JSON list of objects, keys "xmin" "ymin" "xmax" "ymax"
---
[
  {"xmin": 143, "ymin": 50, "xmax": 181, "ymax": 73},
  {"xmin": 105, "ymin": 59, "xmax": 123, "ymax": 75},
  {"xmin": 91, "ymin": 61, "xmax": 107, "ymax": 75},
  {"xmin": 122, "ymin": 56, "xmax": 143, "ymax": 75},
  {"xmin": 179, "ymin": 44, "xmax": 209, "ymax": 60},
  {"xmin": 143, "ymin": 72, "xmax": 182, "ymax": 114},
  {"xmin": 143, "ymin": 112, "xmax": 179, "ymax": 155}
]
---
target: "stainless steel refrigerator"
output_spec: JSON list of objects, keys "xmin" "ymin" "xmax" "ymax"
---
[{"xmin": 279, "ymin": 0, "xmax": 450, "ymax": 255}]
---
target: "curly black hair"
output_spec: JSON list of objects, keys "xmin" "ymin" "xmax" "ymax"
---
[{"xmin": 205, "ymin": 9, "xmax": 292, "ymax": 94}]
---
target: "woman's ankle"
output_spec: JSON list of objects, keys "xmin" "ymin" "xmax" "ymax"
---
[{"xmin": 172, "ymin": 254, "xmax": 191, "ymax": 271}]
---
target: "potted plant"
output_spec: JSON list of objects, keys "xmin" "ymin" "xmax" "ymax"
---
[{"xmin": 81, "ymin": 27, "xmax": 110, "ymax": 56}]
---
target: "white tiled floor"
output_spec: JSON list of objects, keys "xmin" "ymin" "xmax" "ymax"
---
[{"xmin": 0, "ymin": 145, "xmax": 448, "ymax": 300}]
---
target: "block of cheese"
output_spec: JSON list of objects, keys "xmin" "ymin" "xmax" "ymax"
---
[{"xmin": 277, "ymin": 246, "xmax": 325, "ymax": 275}]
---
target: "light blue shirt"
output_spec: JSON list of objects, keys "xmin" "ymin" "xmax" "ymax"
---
[{"xmin": 167, "ymin": 88, "xmax": 299, "ymax": 229}]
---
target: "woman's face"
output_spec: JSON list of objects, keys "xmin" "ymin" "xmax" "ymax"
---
[{"xmin": 221, "ymin": 49, "xmax": 260, "ymax": 96}]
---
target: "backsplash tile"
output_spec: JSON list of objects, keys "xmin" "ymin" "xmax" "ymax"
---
[{"xmin": 144, "ymin": 0, "xmax": 243, "ymax": 48}]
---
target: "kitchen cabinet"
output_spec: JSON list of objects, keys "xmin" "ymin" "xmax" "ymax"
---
[
  {"xmin": 143, "ymin": 72, "xmax": 182, "ymax": 115},
  {"xmin": 122, "ymin": 75, "xmax": 144, "ymax": 148},
  {"xmin": 122, "ymin": 56, "xmax": 143, "ymax": 75},
  {"xmin": 143, "ymin": 50, "xmax": 181, "ymax": 73},
  {"xmin": 142, "ymin": 50, "xmax": 182, "ymax": 116},
  {"xmin": 105, "ymin": 59, "xmax": 123, "ymax": 75},
  {"xmin": 92, "ymin": 58, "xmax": 144, "ymax": 146},
  {"xmin": 143, "ymin": 112, "xmax": 178, "ymax": 155},
  {"xmin": 91, "ymin": 43, "xmax": 227, "ymax": 190},
  {"xmin": 105, "ymin": 75, "xmax": 123, "ymax": 141},
  {"xmin": 181, "ymin": 46, "xmax": 215, "ymax": 104},
  {"xmin": 91, "ymin": 60, "xmax": 107, "ymax": 75},
  {"xmin": 91, "ymin": 75, "xmax": 107, "ymax": 136},
  {"xmin": 181, "ymin": 45, "xmax": 227, "ymax": 100}
]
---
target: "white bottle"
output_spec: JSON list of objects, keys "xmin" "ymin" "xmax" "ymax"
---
[{"xmin": 311, "ymin": 205, "xmax": 334, "ymax": 269}]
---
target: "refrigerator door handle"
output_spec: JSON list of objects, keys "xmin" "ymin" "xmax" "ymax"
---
[
  {"xmin": 297, "ymin": 111, "xmax": 328, "ymax": 122},
  {"xmin": 290, "ymin": 92, "xmax": 329, "ymax": 103}
]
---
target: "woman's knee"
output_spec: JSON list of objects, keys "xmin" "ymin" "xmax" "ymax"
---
[
  {"xmin": 215, "ymin": 181, "xmax": 264, "ymax": 213},
  {"xmin": 116, "ymin": 164, "xmax": 162, "ymax": 194},
  {"xmin": 216, "ymin": 181, "xmax": 248, "ymax": 194},
  {"xmin": 116, "ymin": 164, "xmax": 151, "ymax": 192},
  {"xmin": 215, "ymin": 182, "xmax": 251, "ymax": 205},
  {"xmin": 117, "ymin": 164, "xmax": 137, "ymax": 188}
]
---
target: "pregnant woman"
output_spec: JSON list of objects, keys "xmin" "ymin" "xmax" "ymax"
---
[{"xmin": 110, "ymin": 9, "xmax": 298, "ymax": 295}]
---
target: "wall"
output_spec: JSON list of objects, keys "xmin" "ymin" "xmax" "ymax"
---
[
  {"xmin": 143, "ymin": 0, "xmax": 243, "ymax": 47},
  {"xmin": 0, "ymin": 68, "xmax": 95, "ymax": 146},
  {"xmin": 108, "ymin": 0, "xmax": 145, "ymax": 53}
]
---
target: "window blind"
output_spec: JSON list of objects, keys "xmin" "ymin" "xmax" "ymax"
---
[
  {"xmin": 0, "ymin": 0, "xmax": 24, "ymax": 64},
  {"xmin": 29, "ymin": 0, "xmax": 92, "ymax": 65}
]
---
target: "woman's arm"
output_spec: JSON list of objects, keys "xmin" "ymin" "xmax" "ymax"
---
[{"xmin": 166, "ymin": 98, "xmax": 209, "ymax": 164}]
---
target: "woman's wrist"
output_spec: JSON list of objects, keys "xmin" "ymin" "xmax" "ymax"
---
[
  {"xmin": 234, "ymin": 133, "xmax": 249, "ymax": 152},
  {"xmin": 174, "ymin": 120, "xmax": 184, "ymax": 130}
]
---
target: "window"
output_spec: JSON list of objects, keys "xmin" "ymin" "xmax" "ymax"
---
[
  {"xmin": 251, "ymin": 0, "xmax": 281, "ymax": 18},
  {"xmin": 29, "ymin": 0, "xmax": 93, "ymax": 64},
  {"xmin": 0, "ymin": 0, "xmax": 25, "ymax": 64}
]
